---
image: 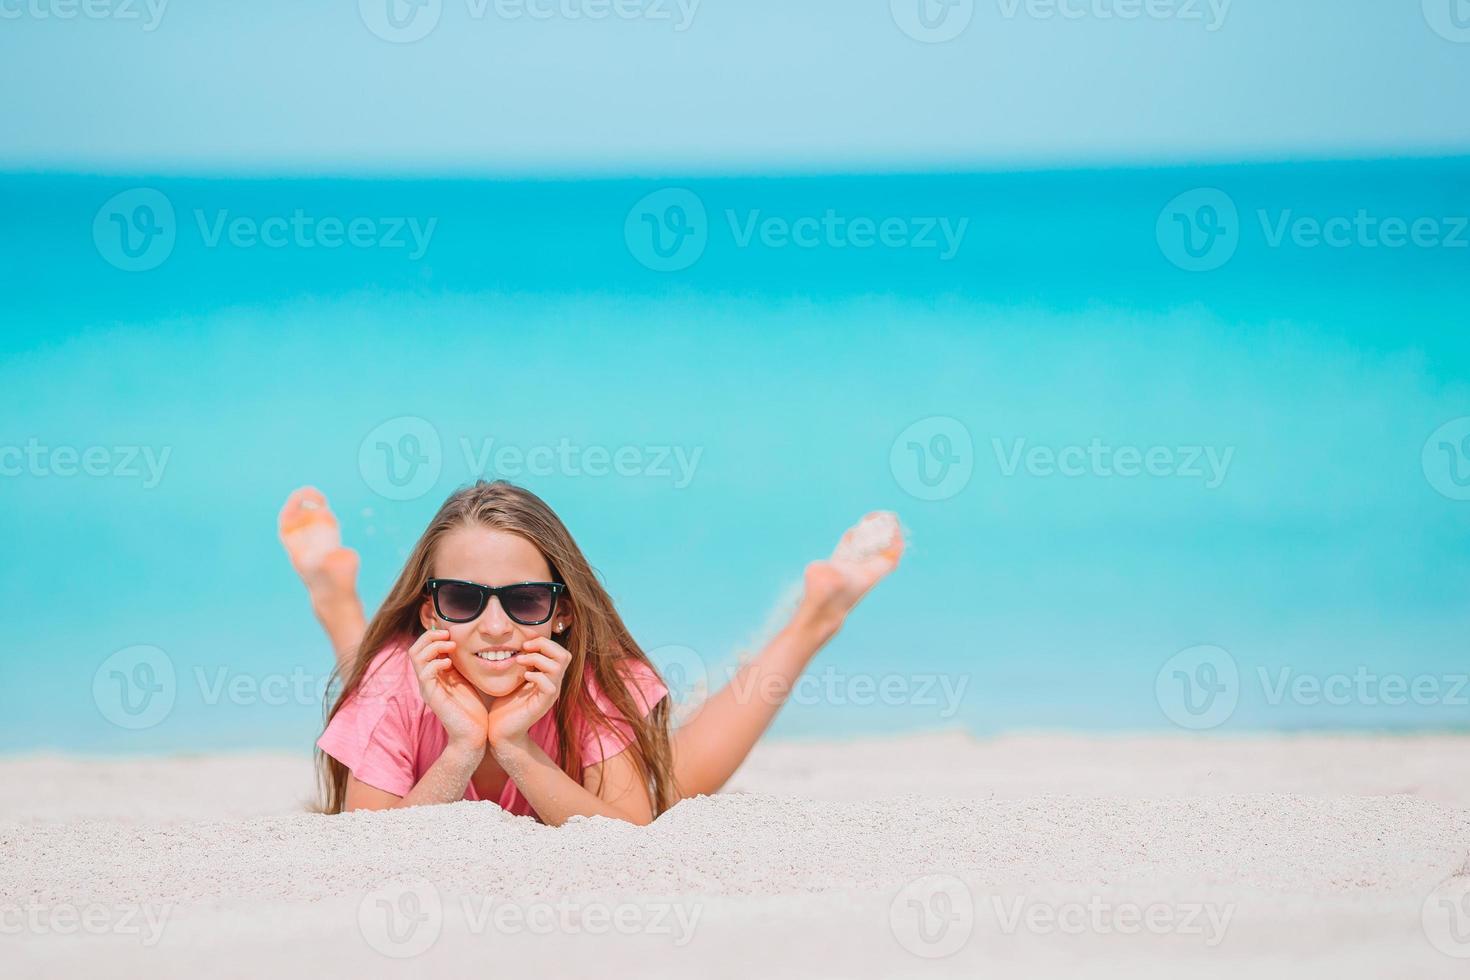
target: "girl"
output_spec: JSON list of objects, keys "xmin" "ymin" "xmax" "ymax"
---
[{"xmin": 280, "ymin": 480, "xmax": 902, "ymax": 825}]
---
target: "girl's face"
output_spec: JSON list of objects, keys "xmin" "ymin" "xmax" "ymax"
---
[{"xmin": 420, "ymin": 525, "xmax": 567, "ymax": 700}]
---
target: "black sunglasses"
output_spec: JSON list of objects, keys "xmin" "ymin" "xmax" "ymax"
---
[{"xmin": 425, "ymin": 578, "xmax": 565, "ymax": 626}]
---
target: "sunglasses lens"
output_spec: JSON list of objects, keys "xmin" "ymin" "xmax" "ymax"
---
[
  {"xmin": 435, "ymin": 582, "xmax": 485, "ymax": 622},
  {"xmin": 502, "ymin": 585, "xmax": 555, "ymax": 624}
]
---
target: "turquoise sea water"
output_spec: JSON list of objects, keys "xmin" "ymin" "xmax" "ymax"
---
[{"xmin": 1, "ymin": 159, "xmax": 1468, "ymax": 753}]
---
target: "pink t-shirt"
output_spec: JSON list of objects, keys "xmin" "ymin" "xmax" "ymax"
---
[{"xmin": 317, "ymin": 642, "xmax": 668, "ymax": 819}]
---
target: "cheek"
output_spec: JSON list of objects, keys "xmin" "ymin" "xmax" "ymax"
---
[
  {"xmin": 515, "ymin": 623, "xmax": 553, "ymax": 645},
  {"xmin": 448, "ymin": 625, "xmax": 478, "ymax": 656}
]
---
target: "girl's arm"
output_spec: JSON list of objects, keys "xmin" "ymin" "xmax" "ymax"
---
[
  {"xmin": 342, "ymin": 743, "xmax": 484, "ymax": 811},
  {"xmin": 670, "ymin": 610, "xmax": 838, "ymax": 798},
  {"xmin": 491, "ymin": 737, "xmax": 655, "ymax": 826},
  {"xmin": 340, "ymin": 629, "xmax": 492, "ymax": 811},
  {"xmin": 484, "ymin": 636, "xmax": 657, "ymax": 826},
  {"xmin": 672, "ymin": 520, "xmax": 903, "ymax": 797}
]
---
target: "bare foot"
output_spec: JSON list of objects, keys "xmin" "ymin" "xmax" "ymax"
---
[
  {"xmin": 798, "ymin": 512, "xmax": 905, "ymax": 632},
  {"xmin": 277, "ymin": 486, "xmax": 360, "ymax": 610}
]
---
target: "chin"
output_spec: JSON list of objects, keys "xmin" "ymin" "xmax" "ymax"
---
[{"xmin": 474, "ymin": 670, "xmax": 526, "ymax": 699}]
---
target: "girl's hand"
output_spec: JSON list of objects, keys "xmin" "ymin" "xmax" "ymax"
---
[
  {"xmin": 409, "ymin": 629, "xmax": 489, "ymax": 754},
  {"xmin": 486, "ymin": 636, "xmax": 570, "ymax": 751}
]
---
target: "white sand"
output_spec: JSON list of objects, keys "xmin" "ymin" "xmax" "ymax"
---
[{"xmin": 5, "ymin": 732, "xmax": 1469, "ymax": 978}]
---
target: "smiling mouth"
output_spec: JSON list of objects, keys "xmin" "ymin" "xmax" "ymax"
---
[{"xmin": 473, "ymin": 649, "xmax": 518, "ymax": 663}]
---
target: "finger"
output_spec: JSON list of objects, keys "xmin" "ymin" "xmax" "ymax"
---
[
  {"xmin": 515, "ymin": 652, "xmax": 562, "ymax": 677},
  {"xmin": 409, "ymin": 634, "xmax": 453, "ymax": 663},
  {"xmin": 523, "ymin": 636, "xmax": 571, "ymax": 664},
  {"xmin": 418, "ymin": 655, "xmax": 457, "ymax": 685},
  {"xmin": 526, "ymin": 670, "xmax": 557, "ymax": 698}
]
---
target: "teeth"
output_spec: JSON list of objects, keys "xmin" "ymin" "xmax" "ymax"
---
[{"xmin": 474, "ymin": 650, "xmax": 516, "ymax": 662}]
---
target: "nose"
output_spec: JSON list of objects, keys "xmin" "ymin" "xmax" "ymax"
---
[{"xmin": 475, "ymin": 596, "xmax": 514, "ymax": 638}]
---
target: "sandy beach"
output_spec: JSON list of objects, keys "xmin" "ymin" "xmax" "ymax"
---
[{"xmin": 4, "ymin": 731, "xmax": 1468, "ymax": 978}]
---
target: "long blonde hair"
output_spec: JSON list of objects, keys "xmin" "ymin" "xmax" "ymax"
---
[{"xmin": 318, "ymin": 480, "xmax": 677, "ymax": 816}]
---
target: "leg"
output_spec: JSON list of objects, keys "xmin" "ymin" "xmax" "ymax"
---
[
  {"xmin": 670, "ymin": 513, "xmax": 904, "ymax": 798},
  {"xmin": 278, "ymin": 487, "xmax": 366, "ymax": 671}
]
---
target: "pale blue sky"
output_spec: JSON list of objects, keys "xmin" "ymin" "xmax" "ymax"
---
[{"xmin": 2, "ymin": 0, "xmax": 1467, "ymax": 175}]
